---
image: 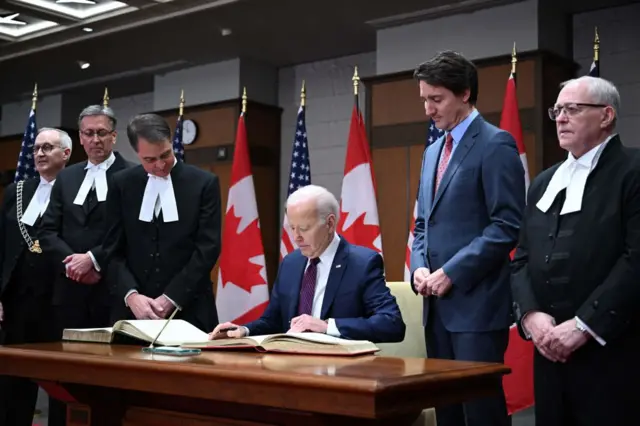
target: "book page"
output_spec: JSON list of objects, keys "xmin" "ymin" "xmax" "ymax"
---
[
  {"xmin": 121, "ymin": 320, "xmax": 209, "ymax": 345},
  {"xmin": 279, "ymin": 332, "xmax": 372, "ymax": 346},
  {"xmin": 64, "ymin": 327, "xmax": 113, "ymax": 333}
]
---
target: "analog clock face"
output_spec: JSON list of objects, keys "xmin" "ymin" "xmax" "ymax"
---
[{"xmin": 182, "ymin": 119, "xmax": 198, "ymax": 145}]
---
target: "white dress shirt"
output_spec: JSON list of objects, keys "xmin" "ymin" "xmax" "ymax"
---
[
  {"xmin": 73, "ymin": 152, "xmax": 116, "ymax": 206},
  {"xmin": 527, "ymin": 135, "xmax": 615, "ymax": 346},
  {"xmin": 20, "ymin": 177, "xmax": 55, "ymax": 226}
]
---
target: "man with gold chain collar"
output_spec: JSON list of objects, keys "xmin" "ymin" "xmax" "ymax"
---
[{"xmin": 0, "ymin": 127, "xmax": 71, "ymax": 426}]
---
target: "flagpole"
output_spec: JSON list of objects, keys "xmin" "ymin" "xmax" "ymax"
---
[
  {"xmin": 593, "ymin": 26, "xmax": 599, "ymax": 64},
  {"xmin": 242, "ymin": 87, "xmax": 247, "ymax": 115},
  {"xmin": 352, "ymin": 66, "xmax": 360, "ymax": 109},
  {"xmin": 103, "ymin": 87, "xmax": 109, "ymax": 107},
  {"xmin": 511, "ymin": 42, "xmax": 517, "ymax": 75},
  {"xmin": 300, "ymin": 80, "xmax": 306, "ymax": 107},
  {"xmin": 31, "ymin": 83, "xmax": 38, "ymax": 111},
  {"xmin": 179, "ymin": 89, "xmax": 185, "ymax": 116}
]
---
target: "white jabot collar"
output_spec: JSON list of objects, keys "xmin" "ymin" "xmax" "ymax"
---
[
  {"xmin": 139, "ymin": 160, "xmax": 179, "ymax": 223},
  {"xmin": 21, "ymin": 177, "xmax": 56, "ymax": 226},
  {"xmin": 73, "ymin": 152, "xmax": 116, "ymax": 205},
  {"xmin": 536, "ymin": 134, "xmax": 615, "ymax": 215}
]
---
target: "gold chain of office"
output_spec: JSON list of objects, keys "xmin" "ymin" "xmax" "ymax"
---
[{"xmin": 16, "ymin": 180, "xmax": 42, "ymax": 254}]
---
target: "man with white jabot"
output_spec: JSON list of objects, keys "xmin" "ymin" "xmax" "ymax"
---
[
  {"xmin": 96, "ymin": 113, "xmax": 221, "ymax": 332},
  {"xmin": 39, "ymin": 105, "xmax": 132, "ymax": 334},
  {"xmin": 511, "ymin": 76, "xmax": 640, "ymax": 426},
  {"xmin": 0, "ymin": 128, "xmax": 70, "ymax": 426}
]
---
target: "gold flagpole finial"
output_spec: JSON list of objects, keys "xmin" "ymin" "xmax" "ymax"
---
[
  {"xmin": 511, "ymin": 42, "xmax": 518, "ymax": 74},
  {"xmin": 242, "ymin": 86, "xmax": 247, "ymax": 114},
  {"xmin": 179, "ymin": 89, "xmax": 185, "ymax": 116},
  {"xmin": 593, "ymin": 26, "xmax": 600, "ymax": 62},
  {"xmin": 31, "ymin": 83, "xmax": 38, "ymax": 111},
  {"xmin": 103, "ymin": 87, "xmax": 109, "ymax": 107},
  {"xmin": 300, "ymin": 80, "xmax": 306, "ymax": 107},
  {"xmin": 352, "ymin": 66, "xmax": 360, "ymax": 96}
]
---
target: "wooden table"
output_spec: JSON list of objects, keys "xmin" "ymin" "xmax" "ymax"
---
[{"xmin": 0, "ymin": 342, "xmax": 509, "ymax": 426}]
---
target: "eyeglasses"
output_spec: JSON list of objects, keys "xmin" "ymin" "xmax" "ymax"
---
[
  {"xmin": 548, "ymin": 103, "xmax": 607, "ymax": 121},
  {"xmin": 33, "ymin": 143, "xmax": 60, "ymax": 154},
  {"xmin": 80, "ymin": 128, "xmax": 113, "ymax": 139}
]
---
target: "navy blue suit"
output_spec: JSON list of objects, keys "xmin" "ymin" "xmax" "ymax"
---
[
  {"xmin": 246, "ymin": 237, "xmax": 405, "ymax": 343},
  {"xmin": 411, "ymin": 113, "xmax": 525, "ymax": 426}
]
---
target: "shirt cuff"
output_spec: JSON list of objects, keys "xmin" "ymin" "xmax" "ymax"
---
[
  {"xmin": 575, "ymin": 316, "xmax": 606, "ymax": 346},
  {"xmin": 163, "ymin": 294, "xmax": 181, "ymax": 310},
  {"xmin": 87, "ymin": 251, "xmax": 100, "ymax": 272},
  {"xmin": 326, "ymin": 318, "xmax": 340, "ymax": 337},
  {"xmin": 124, "ymin": 289, "xmax": 138, "ymax": 307},
  {"xmin": 243, "ymin": 326, "xmax": 250, "ymax": 336},
  {"xmin": 520, "ymin": 311, "xmax": 533, "ymax": 339}
]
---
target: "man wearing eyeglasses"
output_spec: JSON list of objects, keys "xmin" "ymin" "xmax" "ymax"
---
[
  {"xmin": 0, "ymin": 128, "xmax": 70, "ymax": 426},
  {"xmin": 511, "ymin": 76, "xmax": 640, "ymax": 426},
  {"xmin": 40, "ymin": 105, "xmax": 133, "ymax": 330}
]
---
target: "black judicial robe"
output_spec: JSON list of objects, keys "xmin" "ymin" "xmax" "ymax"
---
[
  {"xmin": 511, "ymin": 135, "xmax": 640, "ymax": 426},
  {"xmin": 96, "ymin": 161, "xmax": 221, "ymax": 332}
]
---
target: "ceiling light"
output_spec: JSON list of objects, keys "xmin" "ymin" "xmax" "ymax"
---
[
  {"xmin": 221, "ymin": 28, "xmax": 231, "ymax": 36},
  {"xmin": 78, "ymin": 60, "xmax": 90, "ymax": 69},
  {"xmin": 56, "ymin": 0, "xmax": 97, "ymax": 4},
  {"xmin": 82, "ymin": 27, "xmax": 93, "ymax": 32}
]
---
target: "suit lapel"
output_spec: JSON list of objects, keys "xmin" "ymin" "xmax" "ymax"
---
[
  {"xmin": 320, "ymin": 238, "xmax": 348, "ymax": 319},
  {"xmin": 286, "ymin": 255, "xmax": 308, "ymax": 321},
  {"xmin": 430, "ymin": 117, "xmax": 480, "ymax": 215},
  {"xmin": 21, "ymin": 178, "xmax": 39, "ymax": 231}
]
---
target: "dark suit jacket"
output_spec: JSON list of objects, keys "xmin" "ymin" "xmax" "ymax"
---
[
  {"xmin": 246, "ymin": 237, "xmax": 406, "ymax": 343},
  {"xmin": 511, "ymin": 136, "xmax": 640, "ymax": 343},
  {"xmin": 0, "ymin": 178, "xmax": 54, "ymax": 298},
  {"xmin": 410, "ymin": 114, "xmax": 526, "ymax": 332},
  {"xmin": 96, "ymin": 161, "xmax": 221, "ymax": 332},
  {"xmin": 38, "ymin": 152, "xmax": 132, "ymax": 306}
]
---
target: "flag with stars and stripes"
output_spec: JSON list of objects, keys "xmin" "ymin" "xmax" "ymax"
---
[
  {"xmin": 404, "ymin": 119, "xmax": 444, "ymax": 281},
  {"xmin": 280, "ymin": 104, "xmax": 311, "ymax": 260},
  {"xmin": 588, "ymin": 58, "xmax": 599, "ymax": 77},
  {"xmin": 172, "ymin": 114, "xmax": 184, "ymax": 161},
  {"xmin": 14, "ymin": 108, "xmax": 38, "ymax": 182}
]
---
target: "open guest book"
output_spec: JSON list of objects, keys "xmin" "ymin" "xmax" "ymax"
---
[
  {"xmin": 181, "ymin": 332, "xmax": 380, "ymax": 356},
  {"xmin": 62, "ymin": 319, "xmax": 209, "ymax": 347}
]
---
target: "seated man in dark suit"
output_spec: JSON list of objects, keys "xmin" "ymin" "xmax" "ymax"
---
[{"xmin": 209, "ymin": 185, "xmax": 405, "ymax": 343}]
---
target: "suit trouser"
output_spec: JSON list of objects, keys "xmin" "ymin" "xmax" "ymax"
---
[
  {"xmin": 47, "ymin": 301, "xmax": 111, "ymax": 426},
  {"xmin": 0, "ymin": 288, "xmax": 56, "ymax": 426},
  {"xmin": 425, "ymin": 297, "xmax": 510, "ymax": 426},
  {"xmin": 533, "ymin": 335, "xmax": 638, "ymax": 426}
]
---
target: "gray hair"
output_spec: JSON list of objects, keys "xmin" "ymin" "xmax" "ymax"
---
[
  {"xmin": 561, "ymin": 76, "xmax": 620, "ymax": 127},
  {"xmin": 37, "ymin": 127, "xmax": 73, "ymax": 155},
  {"xmin": 77, "ymin": 105, "xmax": 117, "ymax": 130},
  {"xmin": 286, "ymin": 185, "xmax": 340, "ymax": 224}
]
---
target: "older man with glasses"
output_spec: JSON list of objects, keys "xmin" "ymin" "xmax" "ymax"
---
[
  {"xmin": 0, "ymin": 128, "xmax": 71, "ymax": 426},
  {"xmin": 511, "ymin": 75, "xmax": 640, "ymax": 426}
]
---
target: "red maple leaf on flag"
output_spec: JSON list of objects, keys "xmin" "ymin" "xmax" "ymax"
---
[
  {"xmin": 338, "ymin": 213, "xmax": 380, "ymax": 253},
  {"xmin": 219, "ymin": 205, "xmax": 265, "ymax": 293}
]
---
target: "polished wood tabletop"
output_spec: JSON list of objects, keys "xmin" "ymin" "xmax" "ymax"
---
[{"xmin": 0, "ymin": 342, "xmax": 510, "ymax": 421}]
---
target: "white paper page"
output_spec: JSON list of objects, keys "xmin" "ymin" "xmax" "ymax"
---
[{"xmin": 124, "ymin": 319, "xmax": 209, "ymax": 344}]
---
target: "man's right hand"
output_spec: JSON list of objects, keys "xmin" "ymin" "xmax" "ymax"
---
[
  {"xmin": 208, "ymin": 322, "xmax": 247, "ymax": 340},
  {"xmin": 413, "ymin": 267, "xmax": 430, "ymax": 295},
  {"xmin": 77, "ymin": 269, "xmax": 101, "ymax": 285},
  {"xmin": 523, "ymin": 311, "xmax": 561, "ymax": 362},
  {"xmin": 127, "ymin": 293, "xmax": 162, "ymax": 320}
]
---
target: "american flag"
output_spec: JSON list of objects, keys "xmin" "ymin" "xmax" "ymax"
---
[
  {"xmin": 173, "ymin": 114, "xmax": 184, "ymax": 162},
  {"xmin": 280, "ymin": 104, "xmax": 311, "ymax": 259},
  {"xmin": 404, "ymin": 118, "xmax": 444, "ymax": 280},
  {"xmin": 588, "ymin": 59, "xmax": 599, "ymax": 77},
  {"xmin": 14, "ymin": 108, "xmax": 38, "ymax": 182}
]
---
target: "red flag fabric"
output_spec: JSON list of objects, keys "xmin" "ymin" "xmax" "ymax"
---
[
  {"xmin": 338, "ymin": 104, "xmax": 382, "ymax": 253},
  {"xmin": 215, "ymin": 113, "xmax": 269, "ymax": 323},
  {"xmin": 500, "ymin": 72, "xmax": 534, "ymax": 415}
]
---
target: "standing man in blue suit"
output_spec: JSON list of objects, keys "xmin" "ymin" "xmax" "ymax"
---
[
  {"xmin": 210, "ymin": 184, "xmax": 405, "ymax": 343},
  {"xmin": 410, "ymin": 51, "xmax": 526, "ymax": 426}
]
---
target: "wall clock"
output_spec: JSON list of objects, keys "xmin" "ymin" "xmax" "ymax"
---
[{"xmin": 182, "ymin": 119, "xmax": 198, "ymax": 145}]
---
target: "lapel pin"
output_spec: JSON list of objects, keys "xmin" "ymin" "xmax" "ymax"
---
[{"xmin": 335, "ymin": 264, "xmax": 341, "ymax": 268}]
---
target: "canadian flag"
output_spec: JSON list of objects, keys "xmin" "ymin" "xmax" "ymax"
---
[
  {"xmin": 500, "ymin": 70, "xmax": 534, "ymax": 415},
  {"xmin": 215, "ymin": 112, "xmax": 269, "ymax": 324},
  {"xmin": 338, "ymin": 103, "xmax": 382, "ymax": 253}
]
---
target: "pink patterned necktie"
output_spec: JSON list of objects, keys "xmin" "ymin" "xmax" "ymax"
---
[
  {"xmin": 298, "ymin": 257, "xmax": 320, "ymax": 316},
  {"xmin": 435, "ymin": 133, "xmax": 453, "ymax": 193}
]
